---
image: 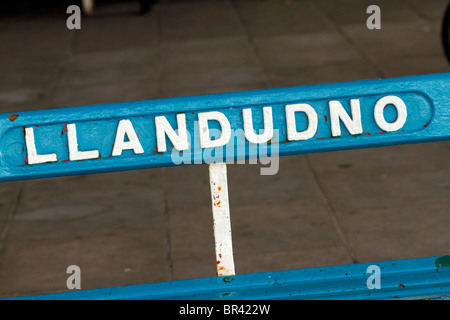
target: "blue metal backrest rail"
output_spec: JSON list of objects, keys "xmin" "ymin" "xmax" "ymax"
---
[
  {"xmin": 1, "ymin": 73, "xmax": 450, "ymax": 300},
  {"xmin": 0, "ymin": 73, "xmax": 448, "ymax": 182}
]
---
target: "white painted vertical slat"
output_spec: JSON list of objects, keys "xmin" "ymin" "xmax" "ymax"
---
[{"xmin": 208, "ymin": 162, "xmax": 235, "ymax": 276}]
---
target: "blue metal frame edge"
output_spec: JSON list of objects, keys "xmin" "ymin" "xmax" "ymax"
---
[{"xmin": 5, "ymin": 255, "xmax": 449, "ymax": 300}]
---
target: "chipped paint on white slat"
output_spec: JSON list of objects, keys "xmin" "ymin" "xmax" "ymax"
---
[{"xmin": 209, "ymin": 162, "xmax": 235, "ymax": 277}]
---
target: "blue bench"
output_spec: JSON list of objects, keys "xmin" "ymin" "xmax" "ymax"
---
[{"xmin": 2, "ymin": 72, "xmax": 449, "ymax": 300}]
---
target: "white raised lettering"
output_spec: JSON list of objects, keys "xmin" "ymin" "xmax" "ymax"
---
[
  {"xmin": 112, "ymin": 119, "xmax": 144, "ymax": 156},
  {"xmin": 198, "ymin": 111, "xmax": 231, "ymax": 148},
  {"xmin": 329, "ymin": 99, "xmax": 363, "ymax": 136},
  {"xmin": 243, "ymin": 107, "xmax": 273, "ymax": 144},
  {"xmin": 286, "ymin": 103, "xmax": 318, "ymax": 140},
  {"xmin": 374, "ymin": 95, "xmax": 407, "ymax": 132},
  {"xmin": 155, "ymin": 114, "xmax": 189, "ymax": 152},
  {"xmin": 67, "ymin": 123, "xmax": 99, "ymax": 161},
  {"xmin": 25, "ymin": 127, "xmax": 57, "ymax": 165}
]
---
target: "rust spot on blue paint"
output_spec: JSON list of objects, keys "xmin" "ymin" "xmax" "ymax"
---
[{"xmin": 222, "ymin": 276, "xmax": 234, "ymax": 283}]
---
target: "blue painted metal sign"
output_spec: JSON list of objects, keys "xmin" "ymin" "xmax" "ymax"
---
[{"xmin": 0, "ymin": 72, "xmax": 449, "ymax": 181}]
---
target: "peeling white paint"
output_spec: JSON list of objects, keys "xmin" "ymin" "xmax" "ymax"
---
[{"xmin": 209, "ymin": 162, "xmax": 235, "ymax": 276}]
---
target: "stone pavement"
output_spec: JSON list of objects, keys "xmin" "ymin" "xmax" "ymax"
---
[{"xmin": 0, "ymin": 0, "xmax": 449, "ymax": 298}]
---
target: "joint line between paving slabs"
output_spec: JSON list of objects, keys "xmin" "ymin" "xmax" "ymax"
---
[
  {"xmin": 311, "ymin": 0, "xmax": 386, "ymax": 79},
  {"xmin": 230, "ymin": 0, "xmax": 360, "ymax": 265},
  {"xmin": 0, "ymin": 181, "xmax": 25, "ymax": 256},
  {"xmin": 229, "ymin": 0, "xmax": 272, "ymax": 89},
  {"xmin": 304, "ymin": 156, "xmax": 359, "ymax": 264},
  {"xmin": 161, "ymin": 168, "xmax": 174, "ymax": 281}
]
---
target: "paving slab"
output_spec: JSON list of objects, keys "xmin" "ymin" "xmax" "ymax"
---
[
  {"xmin": 341, "ymin": 20, "xmax": 449, "ymax": 78},
  {"xmin": 72, "ymin": 4, "xmax": 159, "ymax": 53},
  {"xmin": 158, "ymin": 0, "xmax": 244, "ymax": 43},
  {"xmin": 232, "ymin": 0, "xmax": 335, "ymax": 37},
  {"xmin": 305, "ymin": 141, "xmax": 450, "ymax": 263},
  {"xmin": 0, "ymin": 227, "xmax": 170, "ymax": 296},
  {"xmin": 160, "ymin": 36, "xmax": 266, "ymax": 96},
  {"xmin": 0, "ymin": 169, "xmax": 170, "ymax": 296},
  {"xmin": 252, "ymin": 32, "xmax": 381, "ymax": 86}
]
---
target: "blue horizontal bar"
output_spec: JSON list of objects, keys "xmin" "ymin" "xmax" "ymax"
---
[
  {"xmin": 0, "ymin": 73, "xmax": 449, "ymax": 181},
  {"xmin": 6, "ymin": 255, "xmax": 450, "ymax": 300}
]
